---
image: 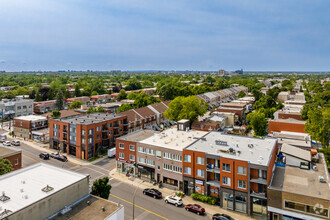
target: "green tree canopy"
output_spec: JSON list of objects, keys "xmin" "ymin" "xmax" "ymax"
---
[
  {"xmin": 56, "ymin": 89, "xmax": 64, "ymax": 110},
  {"xmin": 69, "ymin": 100, "xmax": 84, "ymax": 110},
  {"xmin": 237, "ymin": 90, "xmax": 246, "ymax": 98},
  {"xmin": 0, "ymin": 159, "xmax": 13, "ymax": 175},
  {"xmin": 117, "ymin": 89, "xmax": 127, "ymax": 100},
  {"xmin": 51, "ymin": 110, "xmax": 61, "ymax": 118},
  {"xmin": 164, "ymin": 96, "xmax": 207, "ymax": 123},
  {"xmin": 252, "ymin": 89, "xmax": 263, "ymax": 101},
  {"xmin": 305, "ymin": 107, "xmax": 330, "ymax": 147},
  {"xmin": 247, "ymin": 111, "xmax": 268, "ymax": 136},
  {"xmin": 91, "ymin": 177, "xmax": 112, "ymax": 199},
  {"xmin": 118, "ymin": 103, "xmax": 133, "ymax": 112},
  {"xmin": 91, "ymin": 91, "xmax": 99, "ymax": 96}
]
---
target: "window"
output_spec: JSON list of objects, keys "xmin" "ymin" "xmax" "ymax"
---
[
  {"xmin": 237, "ymin": 166, "xmax": 246, "ymax": 175},
  {"xmin": 156, "ymin": 150, "xmax": 162, "ymax": 158},
  {"xmin": 197, "ymin": 169, "xmax": 204, "ymax": 178},
  {"xmin": 238, "ymin": 180, "xmax": 246, "ymax": 189},
  {"xmin": 82, "ymin": 138, "xmax": 85, "ymax": 144},
  {"xmin": 285, "ymin": 201, "xmax": 306, "ymax": 212},
  {"xmin": 184, "ymin": 167, "xmax": 191, "ymax": 175},
  {"xmin": 222, "ymin": 163, "xmax": 231, "ymax": 172},
  {"xmin": 109, "ymin": 123, "xmax": 112, "ymax": 128},
  {"xmin": 88, "ymin": 137, "xmax": 93, "ymax": 144},
  {"xmin": 109, "ymin": 130, "xmax": 112, "ymax": 135},
  {"xmin": 163, "ymin": 163, "xmax": 172, "ymax": 171},
  {"xmin": 157, "ymin": 166, "xmax": 160, "ymax": 170},
  {"xmin": 97, "ymin": 135, "xmax": 101, "ymax": 140},
  {"xmin": 129, "ymin": 155, "xmax": 135, "ymax": 161},
  {"xmin": 119, "ymin": 153, "xmax": 124, "ymax": 159},
  {"xmin": 284, "ymin": 201, "xmax": 329, "ymax": 217},
  {"xmin": 23, "ymin": 105, "xmax": 27, "ymax": 109},
  {"xmin": 129, "ymin": 145, "xmax": 135, "ymax": 151},
  {"xmin": 146, "ymin": 148, "xmax": 154, "ymax": 155},
  {"xmin": 119, "ymin": 120, "xmax": 122, "ymax": 125},
  {"xmin": 197, "ymin": 157, "xmax": 204, "ymax": 165},
  {"xmin": 138, "ymin": 157, "xmax": 146, "ymax": 164},
  {"xmin": 184, "ymin": 155, "xmax": 191, "ymax": 163},
  {"xmin": 88, "ymin": 129, "xmax": 93, "ymax": 135},
  {"xmin": 97, "ymin": 126, "xmax": 101, "ymax": 132},
  {"xmin": 259, "ymin": 170, "xmax": 267, "ymax": 179},
  {"xmin": 222, "ymin": 177, "xmax": 231, "ymax": 186},
  {"xmin": 82, "ymin": 130, "xmax": 85, "ymax": 135},
  {"xmin": 119, "ymin": 143, "xmax": 124, "ymax": 149},
  {"xmin": 69, "ymin": 136, "xmax": 76, "ymax": 142},
  {"xmin": 17, "ymin": 106, "xmax": 21, "ymax": 110},
  {"xmin": 15, "ymin": 158, "xmax": 19, "ymax": 165},
  {"xmin": 138, "ymin": 147, "xmax": 146, "ymax": 153}
]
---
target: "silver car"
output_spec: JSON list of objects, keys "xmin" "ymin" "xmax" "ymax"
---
[{"xmin": 164, "ymin": 195, "xmax": 183, "ymax": 207}]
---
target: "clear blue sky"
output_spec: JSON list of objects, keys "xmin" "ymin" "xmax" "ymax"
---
[{"xmin": 0, "ymin": 0, "xmax": 329, "ymax": 72}]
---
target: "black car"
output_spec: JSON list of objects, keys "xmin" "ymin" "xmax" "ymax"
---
[
  {"xmin": 212, "ymin": 213, "xmax": 234, "ymax": 220},
  {"xmin": 39, "ymin": 152, "xmax": 50, "ymax": 160},
  {"xmin": 57, "ymin": 155, "xmax": 67, "ymax": 162},
  {"xmin": 143, "ymin": 188, "xmax": 162, "ymax": 199}
]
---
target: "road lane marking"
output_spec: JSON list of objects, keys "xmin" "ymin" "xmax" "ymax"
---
[
  {"xmin": 109, "ymin": 194, "xmax": 169, "ymax": 220},
  {"xmin": 23, "ymin": 154, "xmax": 39, "ymax": 163}
]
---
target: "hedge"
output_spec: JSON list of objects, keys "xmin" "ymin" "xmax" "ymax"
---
[{"xmin": 191, "ymin": 192, "xmax": 217, "ymax": 205}]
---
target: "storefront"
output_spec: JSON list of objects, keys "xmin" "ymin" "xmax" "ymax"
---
[
  {"xmin": 117, "ymin": 160, "xmax": 136, "ymax": 175},
  {"xmin": 194, "ymin": 179, "xmax": 205, "ymax": 195},
  {"xmin": 183, "ymin": 177, "xmax": 195, "ymax": 195},
  {"xmin": 137, "ymin": 165, "xmax": 154, "ymax": 181}
]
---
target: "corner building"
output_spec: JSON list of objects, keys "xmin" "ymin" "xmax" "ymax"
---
[
  {"xmin": 49, "ymin": 113, "xmax": 128, "ymax": 160},
  {"xmin": 183, "ymin": 131, "xmax": 278, "ymax": 218}
]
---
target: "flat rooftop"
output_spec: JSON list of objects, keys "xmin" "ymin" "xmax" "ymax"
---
[
  {"xmin": 185, "ymin": 131, "xmax": 277, "ymax": 166},
  {"xmin": 0, "ymin": 163, "xmax": 88, "ymax": 214},
  {"xmin": 14, "ymin": 115, "xmax": 47, "ymax": 121},
  {"xmin": 269, "ymin": 154, "xmax": 329, "ymax": 201},
  {"xmin": 270, "ymin": 119, "xmax": 306, "ymax": 124},
  {"xmin": 139, "ymin": 128, "xmax": 207, "ymax": 151},
  {"xmin": 54, "ymin": 113, "xmax": 125, "ymax": 125},
  {"xmin": 117, "ymin": 129, "xmax": 155, "ymax": 142},
  {"xmin": 0, "ymin": 145, "xmax": 21, "ymax": 158},
  {"xmin": 53, "ymin": 195, "xmax": 122, "ymax": 220}
]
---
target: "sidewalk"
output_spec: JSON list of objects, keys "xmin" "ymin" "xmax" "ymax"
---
[
  {"xmin": 109, "ymin": 169, "xmax": 253, "ymax": 220},
  {"xmin": 3, "ymin": 131, "xmax": 89, "ymax": 166}
]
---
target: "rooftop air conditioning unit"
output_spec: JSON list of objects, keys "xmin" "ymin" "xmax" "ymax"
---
[{"xmin": 319, "ymin": 176, "xmax": 326, "ymax": 183}]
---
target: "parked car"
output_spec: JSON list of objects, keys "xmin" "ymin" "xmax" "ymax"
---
[
  {"xmin": 57, "ymin": 155, "xmax": 67, "ymax": 162},
  {"xmin": 143, "ymin": 188, "xmax": 162, "ymax": 199},
  {"xmin": 0, "ymin": 134, "xmax": 6, "ymax": 140},
  {"xmin": 50, "ymin": 153, "xmax": 59, "ymax": 159},
  {"xmin": 0, "ymin": 137, "xmax": 5, "ymax": 143},
  {"xmin": 185, "ymin": 204, "xmax": 205, "ymax": 215},
  {"xmin": 39, "ymin": 152, "xmax": 50, "ymax": 160},
  {"xmin": 3, "ymin": 141, "xmax": 11, "ymax": 146},
  {"xmin": 11, "ymin": 140, "xmax": 20, "ymax": 146},
  {"xmin": 164, "ymin": 195, "xmax": 183, "ymax": 207},
  {"xmin": 212, "ymin": 213, "xmax": 234, "ymax": 220}
]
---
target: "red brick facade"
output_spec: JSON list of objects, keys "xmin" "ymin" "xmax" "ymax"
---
[{"xmin": 268, "ymin": 120, "xmax": 306, "ymax": 134}]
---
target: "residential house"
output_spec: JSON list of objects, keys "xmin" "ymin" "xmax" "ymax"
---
[{"xmin": 0, "ymin": 145, "xmax": 22, "ymax": 170}]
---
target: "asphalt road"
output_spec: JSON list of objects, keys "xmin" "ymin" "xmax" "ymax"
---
[{"xmin": 1, "ymin": 130, "xmax": 211, "ymax": 220}]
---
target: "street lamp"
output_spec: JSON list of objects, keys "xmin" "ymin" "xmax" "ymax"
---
[{"xmin": 132, "ymin": 180, "xmax": 144, "ymax": 220}]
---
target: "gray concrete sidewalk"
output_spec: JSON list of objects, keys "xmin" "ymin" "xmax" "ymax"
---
[{"xmin": 109, "ymin": 169, "xmax": 253, "ymax": 220}]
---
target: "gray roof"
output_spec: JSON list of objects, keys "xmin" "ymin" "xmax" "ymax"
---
[
  {"xmin": 281, "ymin": 143, "xmax": 311, "ymax": 161},
  {"xmin": 116, "ymin": 129, "xmax": 155, "ymax": 142},
  {"xmin": 185, "ymin": 131, "xmax": 277, "ymax": 166},
  {"xmin": 54, "ymin": 113, "xmax": 125, "ymax": 125}
]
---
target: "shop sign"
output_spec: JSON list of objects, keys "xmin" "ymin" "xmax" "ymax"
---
[
  {"xmin": 138, "ymin": 166, "xmax": 144, "ymax": 169},
  {"xmin": 195, "ymin": 180, "xmax": 203, "ymax": 185}
]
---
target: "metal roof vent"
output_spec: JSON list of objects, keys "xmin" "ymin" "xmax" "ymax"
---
[
  {"xmin": 0, "ymin": 193, "xmax": 10, "ymax": 202},
  {"xmin": 216, "ymin": 140, "xmax": 228, "ymax": 146},
  {"xmin": 42, "ymin": 185, "xmax": 54, "ymax": 193}
]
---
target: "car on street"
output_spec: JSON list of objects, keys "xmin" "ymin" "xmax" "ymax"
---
[
  {"xmin": 39, "ymin": 152, "xmax": 50, "ymax": 160},
  {"xmin": 0, "ymin": 137, "xmax": 5, "ymax": 143},
  {"xmin": 57, "ymin": 155, "xmax": 67, "ymax": 162},
  {"xmin": 11, "ymin": 140, "xmax": 20, "ymax": 146},
  {"xmin": 143, "ymin": 188, "xmax": 162, "ymax": 199},
  {"xmin": 3, "ymin": 141, "xmax": 11, "ymax": 146},
  {"xmin": 185, "ymin": 204, "xmax": 205, "ymax": 215},
  {"xmin": 212, "ymin": 213, "xmax": 234, "ymax": 220},
  {"xmin": 164, "ymin": 195, "xmax": 183, "ymax": 207},
  {"xmin": 50, "ymin": 153, "xmax": 59, "ymax": 159}
]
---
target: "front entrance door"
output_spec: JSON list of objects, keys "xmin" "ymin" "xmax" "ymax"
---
[
  {"xmin": 184, "ymin": 181, "xmax": 188, "ymax": 194},
  {"xmin": 157, "ymin": 174, "xmax": 160, "ymax": 182}
]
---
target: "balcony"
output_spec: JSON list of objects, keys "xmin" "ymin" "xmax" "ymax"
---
[
  {"xmin": 206, "ymin": 180, "xmax": 220, "ymax": 188},
  {"xmin": 250, "ymin": 191, "xmax": 267, "ymax": 199},
  {"xmin": 113, "ymin": 124, "xmax": 119, "ymax": 129},
  {"xmin": 206, "ymin": 167, "xmax": 220, "ymax": 174},
  {"xmin": 250, "ymin": 178, "xmax": 267, "ymax": 185}
]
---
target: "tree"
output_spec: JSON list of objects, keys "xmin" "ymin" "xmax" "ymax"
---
[
  {"xmin": 164, "ymin": 96, "xmax": 207, "ymax": 123},
  {"xmin": 35, "ymin": 89, "xmax": 42, "ymax": 102},
  {"xmin": 87, "ymin": 107, "xmax": 96, "ymax": 114},
  {"xmin": 247, "ymin": 112, "xmax": 268, "ymax": 136},
  {"xmin": 91, "ymin": 91, "xmax": 99, "ymax": 96},
  {"xmin": 237, "ymin": 90, "xmax": 246, "ymax": 98},
  {"xmin": 158, "ymin": 83, "xmax": 177, "ymax": 100},
  {"xmin": 74, "ymin": 84, "xmax": 81, "ymax": 97},
  {"xmin": 56, "ymin": 89, "xmax": 64, "ymax": 110},
  {"xmin": 0, "ymin": 159, "xmax": 13, "ymax": 175},
  {"xmin": 117, "ymin": 89, "xmax": 127, "ymax": 100},
  {"xmin": 305, "ymin": 107, "xmax": 330, "ymax": 147},
  {"xmin": 252, "ymin": 89, "xmax": 263, "ymax": 101},
  {"xmin": 118, "ymin": 103, "xmax": 133, "ymax": 112},
  {"xmin": 125, "ymin": 79, "xmax": 142, "ymax": 91},
  {"xmin": 51, "ymin": 110, "xmax": 61, "ymax": 118},
  {"xmin": 69, "ymin": 100, "xmax": 84, "ymax": 110},
  {"xmin": 91, "ymin": 177, "xmax": 112, "ymax": 199},
  {"xmin": 96, "ymin": 105, "xmax": 105, "ymax": 113}
]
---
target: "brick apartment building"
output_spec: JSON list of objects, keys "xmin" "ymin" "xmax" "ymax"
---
[
  {"xmin": 183, "ymin": 132, "xmax": 278, "ymax": 218},
  {"xmin": 0, "ymin": 145, "xmax": 22, "ymax": 170},
  {"xmin": 91, "ymin": 94, "xmax": 112, "ymax": 105},
  {"xmin": 268, "ymin": 119, "xmax": 306, "ymax": 134},
  {"xmin": 66, "ymin": 96, "xmax": 91, "ymax": 106},
  {"xmin": 49, "ymin": 113, "xmax": 128, "ymax": 160},
  {"xmin": 34, "ymin": 100, "xmax": 58, "ymax": 114},
  {"xmin": 13, "ymin": 115, "xmax": 48, "ymax": 140}
]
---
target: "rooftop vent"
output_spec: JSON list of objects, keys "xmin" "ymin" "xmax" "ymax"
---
[
  {"xmin": 319, "ymin": 176, "xmax": 326, "ymax": 183},
  {"xmin": 41, "ymin": 185, "xmax": 54, "ymax": 193},
  {"xmin": 0, "ymin": 209, "xmax": 13, "ymax": 218},
  {"xmin": 248, "ymin": 144, "xmax": 254, "ymax": 148},
  {"xmin": 215, "ymin": 140, "xmax": 228, "ymax": 146},
  {"xmin": 0, "ymin": 193, "xmax": 10, "ymax": 202},
  {"xmin": 228, "ymin": 148, "xmax": 235, "ymax": 154}
]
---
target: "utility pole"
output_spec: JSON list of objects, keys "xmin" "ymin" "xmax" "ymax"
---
[{"xmin": 132, "ymin": 181, "xmax": 144, "ymax": 220}]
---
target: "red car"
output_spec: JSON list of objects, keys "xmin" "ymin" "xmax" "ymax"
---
[{"xmin": 185, "ymin": 204, "xmax": 205, "ymax": 215}]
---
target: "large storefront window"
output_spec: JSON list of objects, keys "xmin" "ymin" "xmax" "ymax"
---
[
  {"xmin": 138, "ymin": 166, "xmax": 154, "ymax": 180},
  {"xmin": 252, "ymin": 198, "xmax": 267, "ymax": 216},
  {"xmin": 222, "ymin": 192, "xmax": 233, "ymax": 210},
  {"xmin": 117, "ymin": 162, "xmax": 135, "ymax": 174},
  {"xmin": 235, "ymin": 195, "xmax": 247, "ymax": 213},
  {"xmin": 163, "ymin": 177, "xmax": 178, "ymax": 186}
]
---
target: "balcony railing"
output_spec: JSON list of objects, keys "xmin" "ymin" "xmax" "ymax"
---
[
  {"xmin": 250, "ymin": 178, "xmax": 267, "ymax": 185},
  {"xmin": 206, "ymin": 167, "xmax": 220, "ymax": 174}
]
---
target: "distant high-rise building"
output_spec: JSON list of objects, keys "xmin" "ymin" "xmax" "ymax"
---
[
  {"xmin": 235, "ymin": 69, "xmax": 244, "ymax": 75},
  {"xmin": 218, "ymin": 69, "xmax": 226, "ymax": 76}
]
